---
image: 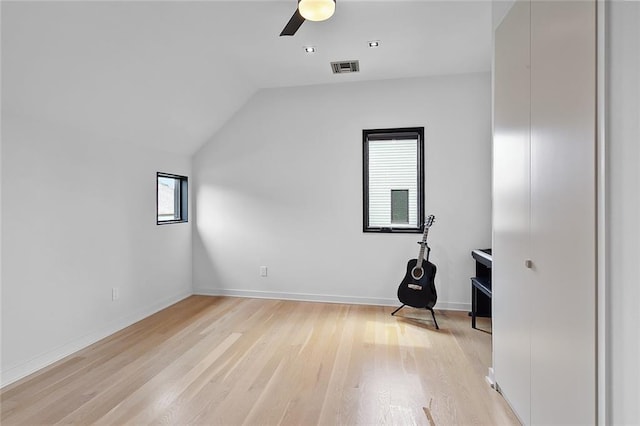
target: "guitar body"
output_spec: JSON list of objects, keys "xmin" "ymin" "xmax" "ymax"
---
[{"xmin": 397, "ymin": 258, "xmax": 438, "ymax": 309}]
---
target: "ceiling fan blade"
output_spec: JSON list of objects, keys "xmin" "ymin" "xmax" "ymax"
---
[{"xmin": 280, "ymin": 9, "xmax": 305, "ymax": 36}]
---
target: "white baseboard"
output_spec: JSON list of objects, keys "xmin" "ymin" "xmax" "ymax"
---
[
  {"xmin": 486, "ymin": 367, "xmax": 496, "ymax": 389},
  {"xmin": 193, "ymin": 287, "xmax": 471, "ymax": 312},
  {"xmin": 0, "ymin": 291, "xmax": 191, "ymax": 389}
]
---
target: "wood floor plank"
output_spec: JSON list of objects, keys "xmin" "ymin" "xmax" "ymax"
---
[{"xmin": 0, "ymin": 296, "xmax": 518, "ymax": 425}]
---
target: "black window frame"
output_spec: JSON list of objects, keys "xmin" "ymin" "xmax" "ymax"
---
[
  {"xmin": 362, "ymin": 127, "xmax": 425, "ymax": 233},
  {"xmin": 156, "ymin": 172, "xmax": 188, "ymax": 225}
]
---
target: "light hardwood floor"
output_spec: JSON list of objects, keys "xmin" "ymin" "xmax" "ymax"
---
[{"xmin": 1, "ymin": 296, "xmax": 518, "ymax": 425}]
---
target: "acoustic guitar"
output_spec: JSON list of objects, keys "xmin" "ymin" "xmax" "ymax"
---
[{"xmin": 392, "ymin": 215, "xmax": 438, "ymax": 327}]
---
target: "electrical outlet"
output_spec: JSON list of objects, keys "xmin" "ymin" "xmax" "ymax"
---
[
  {"xmin": 112, "ymin": 287, "xmax": 119, "ymax": 301},
  {"xmin": 260, "ymin": 266, "xmax": 268, "ymax": 277}
]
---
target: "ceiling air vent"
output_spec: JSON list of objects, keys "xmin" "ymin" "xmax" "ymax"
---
[{"xmin": 331, "ymin": 60, "xmax": 360, "ymax": 74}]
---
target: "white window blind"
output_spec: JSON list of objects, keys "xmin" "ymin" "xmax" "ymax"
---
[{"xmin": 367, "ymin": 139, "xmax": 418, "ymax": 228}]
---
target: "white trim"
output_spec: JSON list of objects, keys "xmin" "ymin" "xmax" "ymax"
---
[
  {"xmin": 0, "ymin": 291, "xmax": 192, "ymax": 389},
  {"xmin": 486, "ymin": 367, "xmax": 496, "ymax": 388},
  {"xmin": 596, "ymin": 0, "xmax": 608, "ymax": 424},
  {"xmin": 193, "ymin": 288, "xmax": 471, "ymax": 312}
]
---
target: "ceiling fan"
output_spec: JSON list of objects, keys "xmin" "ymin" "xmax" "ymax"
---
[{"xmin": 280, "ymin": 0, "xmax": 336, "ymax": 36}]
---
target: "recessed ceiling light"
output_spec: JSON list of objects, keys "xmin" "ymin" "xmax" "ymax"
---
[
  {"xmin": 304, "ymin": 46, "xmax": 316, "ymax": 54},
  {"xmin": 368, "ymin": 40, "xmax": 380, "ymax": 48}
]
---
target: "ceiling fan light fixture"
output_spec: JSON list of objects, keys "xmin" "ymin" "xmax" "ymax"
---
[{"xmin": 298, "ymin": 0, "xmax": 336, "ymax": 22}]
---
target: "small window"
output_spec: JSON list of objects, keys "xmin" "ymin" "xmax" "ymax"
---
[
  {"xmin": 157, "ymin": 172, "xmax": 188, "ymax": 224},
  {"xmin": 363, "ymin": 127, "xmax": 424, "ymax": 233},
  {"xmin": 391, "ymin": 189, "xmax": 410, "ymax": 224}
]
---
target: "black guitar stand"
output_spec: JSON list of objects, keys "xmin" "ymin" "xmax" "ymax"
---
[{"xmin": 391, "ymin": 305, "xmax": 439, "ymax": 330}]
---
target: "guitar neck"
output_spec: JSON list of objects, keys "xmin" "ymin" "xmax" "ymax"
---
[{"xmin": 416, "ymin": 227, "xmax": 430, "ymax": 267}]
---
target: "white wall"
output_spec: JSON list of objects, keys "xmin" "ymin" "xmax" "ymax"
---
[
  {"xmin": 607, "ymin": 2, "xmax": 640, "ymax": 423},
  {"xmin": 0, "ymin": 112, "xmax": 192, "ymax": 387},
  {"xmin": 193, "ymin": 73, "xmax": 492, "ymax": 309}
]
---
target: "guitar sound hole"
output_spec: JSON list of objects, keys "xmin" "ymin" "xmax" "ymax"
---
[{"xmin": 412, "ymin": 267, "xmax": 424, "ymax": 280}]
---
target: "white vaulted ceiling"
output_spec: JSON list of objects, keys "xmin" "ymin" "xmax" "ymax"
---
[{"xmin": 1, "ymin": 1, "xmax": 492, "ymax": 154}]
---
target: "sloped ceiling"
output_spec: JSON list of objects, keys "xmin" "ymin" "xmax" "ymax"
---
[{"xmin": 1, "ymin": 1, "xmax": 491, "ymax": 155}]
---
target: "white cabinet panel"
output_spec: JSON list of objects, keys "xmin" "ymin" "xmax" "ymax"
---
[
  {"xmin": 493, "ymin": 0, "xmax": 531, "ymax": 422},
  {"xmin": 493, "ymin": 1, "xmax": 596, "ymax": 424},
  {"xmin": 530, "ymin": 1, "xmax": 597, "ymax": 424}
]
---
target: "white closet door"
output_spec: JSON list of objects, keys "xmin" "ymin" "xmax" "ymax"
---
[
  {"xmin": 493, "ymin": 1, "xmax": 532, "ymax": 423},
  {"xmin": 530, "ymin": 1, "xmax": 596, "ymax": 424}
]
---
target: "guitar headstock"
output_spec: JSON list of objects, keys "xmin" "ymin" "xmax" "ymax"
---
[{"xmin": 424, "ymin": 215, "xmax": 435, "ymax": 228}]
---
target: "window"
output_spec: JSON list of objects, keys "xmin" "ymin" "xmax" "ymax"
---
[
  {"xmin": 363, "ymin": 127, "xmax": 424, "ymax": 233},
  {"xmin": 157, "ymin": 172, "xmax": 188, "ymax": 224},
  {"xmin": 391, "ymin": 189, "xmax": 409, "ymax": 224}
]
